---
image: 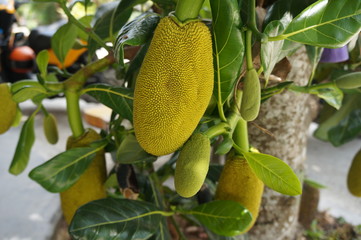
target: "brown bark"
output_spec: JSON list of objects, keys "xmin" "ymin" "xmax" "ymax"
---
[{"xmin": 247, "ymin": 47, "xmax": 313, "ymax": 240}]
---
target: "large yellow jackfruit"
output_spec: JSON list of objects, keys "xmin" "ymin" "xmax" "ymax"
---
[
  {"xmin": 0, "ymin": 83, "xmax": 17, "ymax": 134},
  {"xmin": 215, "ymin": 155, "xmax": 264, "ymax": 234},
  {"xmin": 347, "ymin": 148, "xmax": 361, "ymax": 197},
  {"xmin": 60, "ymin": 128, "xmax": 107, "ymax": 224},
  {"xmin": 133, "ymin": 16, "xmax": 213, "ymax": 156},
  {"xmin": 174, "ymin": 133, "xmax": 211, "ymax": 198}
]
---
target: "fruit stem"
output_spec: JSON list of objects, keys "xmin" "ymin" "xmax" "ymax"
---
[
  {"xmin": 204, "ymin": 122, "xmax": 230, "ymax": 139},
  {"xmin": 246, "ymin": 30, "xmax": 254, "ymax": 71},
  {"xmin": 233, "ymin": 118, "xmax": 249, "ymax": 154},
  {"xmin": 174, "ymin": 0, "xmax": 205, "ymax": 22}
]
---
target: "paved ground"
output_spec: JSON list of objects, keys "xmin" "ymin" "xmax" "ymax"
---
[{"xmin": 0, "ymin": 99, "xmax": 360, "ymax": 239}]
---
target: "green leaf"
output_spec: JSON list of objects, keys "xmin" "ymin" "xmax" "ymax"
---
[
  {"xmin": 278, "ymin": 0, "xmax": 361, "ymax": 48},
  {"xmin": 215, "ymin": 136, "xmax": 233, "ymax": 155},
  {"xmin": 36, "ymin": 50, "xmax": 49, "ymax": 78},
  {"xmin": 115, "ymin": 13, "xmax": 160, "ymax": 66},
  {"xmin": 242, "ymin": 151, "xmax": 302, "ymax": 196},
  {"xmin": 29, "ymin": 142, "xmax": 106, "ymax": 193},
  {"xmin": 304, "ymin": 178, "xmax": 326, "ymax": 189},
  {"xmin": 69, "ymin": 198, "xmax": 163, "ymax": 239},
  {"xmin": 12, "ymin": 85, "xmax": 48, "ymax": 103},
  {"xmin": 51, "ymin": 22, "xmax": 78, "ymax": 64},
  {"xmin": 116, "ymin": 134, "xmax": 157, "ymax": 164},
  {"xmin": 77, "ymin": 15, "xmax": 93, "ymax": 41},
  {"xmin": 306, "ymin": 45, "xmax": 324, "ymax": 85},
  {"xmin": 309, "ymin": 84, "xmax": 343, "ymax": 110},
  {"xmin": 11, "ymin": 80, "xmax": 44, "ymax": 93},
  {"xmin": 84, "ymin": 83, "xmax": 133, "ymax": 121},
  {"xmin": 261, "ymin": 14, "xmax": 292, "ymax": 83},
  {"xmin": 9, "ymin": 115, "xmax": 36, "ymax": 175},
  {"xmin": 328, "ymin": 108, "xmax": 361, "ymax": 146},
  {"xmin": 189, "ymin": 200, "xmax": 252, "ymax": 237},
  {"xmin": 210, "ymin": 0, "xmax": 244, "ymax": 104}
]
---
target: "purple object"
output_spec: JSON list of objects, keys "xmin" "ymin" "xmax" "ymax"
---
[{"xmin": 320, "ymin": 45, "xmax": 349, "ymax": 63}]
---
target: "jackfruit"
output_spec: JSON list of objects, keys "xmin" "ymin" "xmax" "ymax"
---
[
  {"xmin": 215, "ymin": 155, "xmax": 264, "ymax": 234},
  {"xmin": 175, "ymin": 133, "xmax": 211, "ymax": 198},
  {"xmin": 43, "ymin": 113, "xmax": 59, "ymax": 144},
  {"xmin": 0, "ymin": 83, "xmax": 17, "ymax": 134},
  {"xmin": 60, "ymin": 128, "xmax": 107, "ymax": 224},
  {"xmin": 347, "ymin": 148, "xmax": 361, "ymax": 197},
  {"xmin": 240, "ymin": 68, "xmax": 260, "ymax": 121},
  {"xmin": 133, "ymin": 16, "xmax": 213, "ymax": 156}
]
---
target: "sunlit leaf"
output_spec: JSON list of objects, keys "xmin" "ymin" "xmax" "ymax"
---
[{"xmin": 51, "ymin": 22, "xmax": 78, "ymax": 65}]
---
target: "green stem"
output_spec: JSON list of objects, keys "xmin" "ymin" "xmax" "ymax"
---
[
  {"xmin": 60, "ymin": 1, "xmax": 110, "ymax": 51},
  {"xmin": 65, "ymin": 90, "xmax": 84, "ymax": 138},
  {"xmin": 246, "ymin": 30, "xmax": 253, "ymax": 70},
  {"xmin": 174, "ymin": 0, "xmax": 205, "ymax": 22},
  {"xmin": 233, "ymin": 118, "xmax": 249, "ymax": 154},
  {"xmin": 204, "ymin": 122, "xmax": 230, "ymax": 139}
]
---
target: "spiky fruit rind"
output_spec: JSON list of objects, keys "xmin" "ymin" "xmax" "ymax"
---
[
  {"xmin": 60, "ymin": 129, "xmax": 107, "ymax": 224},
  {"xmin": 134, "ymin": 16, "xmax": 213, "ymax": 156},
  {"xmin": 0, "ymin": 83, "xmax": 17, "ymax": 134},
  {"xmin": 347, "ymin": 148, "xmax": 361, "ymax": 197},
  {"xmin": 215, "ymin": 156, "xmax": 264, "ymax": 234},
  {"xmin": 175, "ymin": 133, "xmax": 211, "ymax": 198}
]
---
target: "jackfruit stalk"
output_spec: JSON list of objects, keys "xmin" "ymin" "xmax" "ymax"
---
[
  {"xmin": 215, "ymin": 155, "xmax": 264, "ymax": 234},
  {"xmin": 133, "ymin": 16, "xmax": 213, "ymax": 156},
  {"xmin": 60, "ymin": 128, "xmax": 107, "ymax": 224}
]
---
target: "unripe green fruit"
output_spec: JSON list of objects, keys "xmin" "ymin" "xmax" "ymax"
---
[
  {"xmin": 0, "ymin": 83, "xmax": 17, "ymax": 134},
  {"xmin": 43, "ymin": 113, "xmax": 59, "ymax": 144},
  {"xmin": 335, "ymin": 72, "xmax": 361, "ymax": 89},
  {"xmin": 215, "ymin": 155, "xmax": 264, "ymax": 234},
  {"xmin": 175, "ymin": 133, "xmax": 211, "ymax": 198},
  {"xmin": 347, "ymin": 148, "xmax": 361, "ymax": 197},
  {"xmin": 240, "ymin": 69, "xmax": 261, "ymax": 121}
]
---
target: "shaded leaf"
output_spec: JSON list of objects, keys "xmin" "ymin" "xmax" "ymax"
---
[
  {"xmin": 279, "ymin": 0, "xmax": 361, "ymax": 48},
  {"xmin": 12, "ymin": 85, "xmax": 47, "ymax": 103},
  {"xmin": 9, "ymin": 115, "xmax": 35, "ymax": 175},
  {"xmin": 84, "ymin": 83, "xmax": 133, "ymax": 121},
  {"xmin": 36, "ymin": 50, "xmax": 49, "ymax": 78},
  {"xmin": 210, "ymin": 0, "xmax": 244, "ymax": 104},
  {"xmin": 242, "ymin": 151, "xmax": 302, "ymax": 196},
  {"xmin": 116, "ymin": 134, "xmax": 157, "ymax": 164},
  {"xmin": 115, "ymin": 12, "xmax": 160, "ymax": 65},
  {"xmin": 190, "ymin": 200, "xmax": 252, "ymax": 237},
  {"xmin": 69, "ymin": 198, "xmax": 163, "ymax": 239},
  {"xmin": 51, "ymin": 22, "xmax": 78, "ymax": 65},
  {"xmin": 29, "ymin": 142, "xmax": 106, "ymax": 193},
  {"xmin": 309, "ymin": 84, "xmax": 343, "ymax": 110}
]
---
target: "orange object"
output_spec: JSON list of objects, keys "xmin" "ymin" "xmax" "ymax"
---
[
  {"xmin": 9, "ymin": 46, "xmax": 35, "ymax": 73},
  {"xmin": 48, "ymin": 47, "xmax": 87, "ymax": 69}
]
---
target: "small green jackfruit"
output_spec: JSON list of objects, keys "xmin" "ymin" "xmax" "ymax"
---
[
  {"xmin": 60, "ymin": 129, "xmax": 107, "ymax": 224},
  {"xmin": 43, "ymin": 113, "xmax": 59, "ymax": 144},
  {"xmin": 347, "ymin": 148, "xmax": 361, "ymax": 197},
  {"xmin": 134, "ymin": 16, "xmax": 213, "ymax": 156},
  {"xmin": 335, "ymin": 72, "xmax": 361, "ymax": 89},
  {"xmin": 240, "ymin": 69, "xmax": 260, "ymax": 121},
  {"xmin": 175, "ymin": 133, "xmax": 211, "ymax": 198},
  {"xmin": 0, "ymin": 83, "xmax": 17, "ymax": 134},
  {"xmin": 215, "ymin": 155, "xmax": 264, "ymax": 234}
]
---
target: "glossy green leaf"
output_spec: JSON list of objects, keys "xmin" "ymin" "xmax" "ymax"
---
[
  {"xmin": 84, "ymin": 83, "xmax": 133, "ymax": 121},
  {"xmin": 9, "ymin": 115, "xmax": 35, "ymax": 175},
  {"xmin": 189, "ymin": 200, "xmax": 252, "ymax": 237},
  {"xmin": 309, "ymin": 84, "xmax": 343, "ymax": 110},
  {"xmin": 276, "ymin": 0, "xmax": 361, "ymax": 48},
  {"xmin": 328, "ymin": 109, "xmax": 361, "ymax": 146},
  {"xmin": 115, "ymin": 13, "xmax": 160, "ymax": 66},
  {"xmin": 116, "ymin": 134, "xmax": 157, "ymax": 164},
  {"xmin": 210, "ymin": 0, "xmax": 244, "ymax": 104},
  {"xmin": 314, "ymin": 94, "xmax": 361, "ymax": 141},
  {"xmin": 261, "ymin": 14, "xmax": 292, "ymax": 83},
  {"xmin": 29, "ymin": 141, "xmax": 106, "ymax": 192},
  {"xmin": 69, "ymin": 198, "xmax": 163, "ymax": 239},
  {"xmin": 36, "ymin": 50, "xmax": 49, "ymax": 78},
  {"xmin": 51, "ymin": 22, "xmax": 78, "ymax": 64},
  {"xmin": 242, "ymin": 151, "xmax": 302, "ymax": 196}
]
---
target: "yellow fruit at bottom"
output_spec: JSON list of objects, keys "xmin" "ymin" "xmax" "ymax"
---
[
  {"xmin": 0, "ymin": 83, "xmax": 17, "ymax": 134},
  {"xmin": 347, "ymin": 148, "xmax": 361, "ymax": 197},
  {"xmin": 60, "ymin": 129, "xmax": 107, "ymax": 224},
  {"xmin": 215, "ymin": 155, "xmax": 264, "ymax": 234},
  {"xmin": 133, "ymin": 16, "xmax": 213, "ymax": 156}
]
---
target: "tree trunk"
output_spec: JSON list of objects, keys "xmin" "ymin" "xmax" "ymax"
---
[{"xmin": 248, "ymin": 47, "xmax": 313, "ymax": 240}]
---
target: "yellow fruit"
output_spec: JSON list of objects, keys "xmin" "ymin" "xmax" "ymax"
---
[
  {"xmin": 347, "ymin": 148, "xmax": 361, "ymax": 197},
  {"xmin": 133, "ymin": 16, "xmax": 213, "ymax": 156},
  {"xmin": 0, "ymin": 83, "xmax": 17, "ymax": 134},
  {"xmin": 60, "ymin": 129, "xmax": 107, "ymax": 224},
  {"xmin": 215, "ymin": 155, "xmax": 264, "ymax": 234},
  {"xmin": 240, "ymin": 69, "xmax": 260, "ymax": 121},
  {"xmin": 175, "ymin": 133, "xmax": 211, "ymax": 198},
  {"xmin": 43, "ymin": 113, "xmax": 59, "ymax": 144}
]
